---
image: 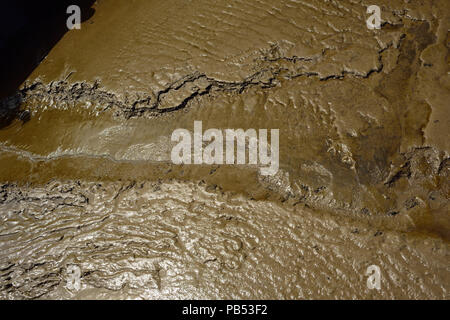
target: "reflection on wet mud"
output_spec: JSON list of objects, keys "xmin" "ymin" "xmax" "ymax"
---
[{"xmin": 0, "ymin": 0, "xmax": 448, "ymax": 299}]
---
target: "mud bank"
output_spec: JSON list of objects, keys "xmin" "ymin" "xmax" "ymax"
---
[{"xmin": 0, "ymin": 0, "xmax": 448, "ymax": 299}]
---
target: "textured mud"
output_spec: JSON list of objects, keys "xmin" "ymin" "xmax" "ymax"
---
[{"xmin": 0, "ymin": 0, "xmax": 449, "ymax": 299}]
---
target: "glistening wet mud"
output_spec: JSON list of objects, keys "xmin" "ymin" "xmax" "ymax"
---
[{"xmin": 0, "ymin": 0, "xmax": 448, "ymax": 299}]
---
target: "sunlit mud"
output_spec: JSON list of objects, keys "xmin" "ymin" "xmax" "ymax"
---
[{"xmin": 0, "ymin": 0, "xmax": 448, "ymax": 299}]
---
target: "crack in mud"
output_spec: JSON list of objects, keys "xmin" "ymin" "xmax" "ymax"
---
[{"xmin": 2, "ymin": 40, "xmax": 391, "ymax": 121}]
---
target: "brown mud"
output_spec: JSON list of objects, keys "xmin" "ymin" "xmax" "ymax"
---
[{"xmin": 0, "ymin": 0, "xmax": 448, "ymax": 299}]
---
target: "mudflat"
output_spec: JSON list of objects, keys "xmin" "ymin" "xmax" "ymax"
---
[{"xmin": 0, "ymin": 0, "xmax": 448, "ymax": 299}]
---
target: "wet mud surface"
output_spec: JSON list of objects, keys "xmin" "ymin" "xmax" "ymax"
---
[{"xmin": 0, "ymin": 0, "xmax": 449, "ymax": 299}]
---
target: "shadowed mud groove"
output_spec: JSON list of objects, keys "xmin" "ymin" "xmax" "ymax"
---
[
  {"xmin": 5, "ymin": 41, "xmax": 390, "ymax": 120},
  {"xmin": 0, "ymin": 0, "xmax": 449, "ymax": 299}
]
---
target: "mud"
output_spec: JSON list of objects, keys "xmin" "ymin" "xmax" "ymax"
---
[{"xmin": 0, "ymin": 0, "xmax": 448, "ymax": 299}]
